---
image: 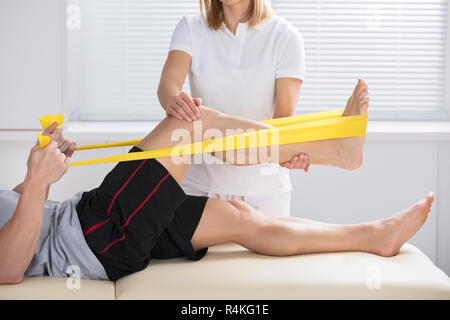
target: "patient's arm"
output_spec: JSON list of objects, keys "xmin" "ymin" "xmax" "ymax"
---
[
  {"xmin": 13, "ymin": 181, "xmax": 49, "ymax": 200},
  {"xmin": 0, "ymin": 141, "xmax": 71, "ymax": 284},
  {"xmin": 0, "ymin": 177, "xmax": 47, "ymax": 284},
  {"xmin": 12, "ymin": 182, "xmax": 24, "ymax": 194},
  {"xmin": 12, "ymin": 123, "xmax": 76, "ymax": 200}
]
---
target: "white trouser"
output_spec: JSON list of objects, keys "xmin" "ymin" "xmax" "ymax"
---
[{"xmin": 182, "ymin": 186, "xmax": 292, "ymax": 217}]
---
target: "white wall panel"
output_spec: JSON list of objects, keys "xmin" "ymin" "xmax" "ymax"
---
[
  {"xmin": 437, "ymin": 143, "xmax": 450, "ymax": 275},
  {"xmin": 0, "ymin": 142, "xmax": 33, "ymax": 189},
  {"xmin": 0, "ymin": 0, "xmax": 62, "ymax": 129}
]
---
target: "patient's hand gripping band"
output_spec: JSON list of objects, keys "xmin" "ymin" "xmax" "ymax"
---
[{"xmin": 37, "ymin": 109, "xmax": 368, "ymax": 167}]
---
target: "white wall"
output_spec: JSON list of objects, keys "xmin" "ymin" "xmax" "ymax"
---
[
  {"xmin": 0, "ymin": 0, "xmax": 62, "ymax": 129},
  {"xmin": 0, "ymin": 0, "xmax": 449, "ymax": 277}
]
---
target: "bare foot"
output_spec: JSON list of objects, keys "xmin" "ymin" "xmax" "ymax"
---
[
  {"xmin": 342, "ymin": 78, "xmax": 370, "ymax": 116},
  {"xmin": 337, "ymin": 79, "xmax": 370, "ymax": 170},
  {"xmin": 369, "ymin": 192, "xmax": 435, "ymax": 257}
]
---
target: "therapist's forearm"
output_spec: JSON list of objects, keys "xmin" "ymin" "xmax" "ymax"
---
[
  {"xmin": 273, "ymin": 78, "xmax": 303, "ymax": 118},
  {"xmin": 158, "ymin": 77, "xmax": 182, "ymax": 110},
  {"xmin": 0, "ymin": 176, "xmax": 48, "ymax": 283},
  {"xmin": 273, "ymin": 103, "xmax": 296, "ymax": 119}
]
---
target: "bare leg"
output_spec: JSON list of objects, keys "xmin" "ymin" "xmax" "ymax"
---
[
  {"xmin": 137, "ymin": 79, "xmax": 370, "ymax": 185},
  {"xmin": 191, "ymin": 193, "xmax": 434, "ymax": 257},
  {"xmin": 134, "ymin": 78, "xmax": 431, "ymax": 258}
]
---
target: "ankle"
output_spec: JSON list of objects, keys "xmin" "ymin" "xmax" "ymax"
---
[
  {"xmin": 366, "ymin": 219, "xmax": 400, "ymax": 257},
  {"xmin": 337, "ymin": 138, "xmax": 363, "ymax": 170},
  {"xmin": 334, "ymin": 139, "xmax": 354, "ymax": 170},
  {"xmin": 356, "ymin": 223, "xmax": 382, "ymax": 254}
]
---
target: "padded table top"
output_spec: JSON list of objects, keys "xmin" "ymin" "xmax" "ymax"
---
[
  {"xmin": 116, "ymin": 243, "xmax": 450, "ymax": 300},
  {"xmin": 0, "ymin": 276, "xmax": 115, "ymax": 300}
]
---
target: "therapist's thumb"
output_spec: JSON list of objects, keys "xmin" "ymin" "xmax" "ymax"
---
[{"xmin": 193, "ymin": 97, "xmax": 202, "ymax": 106}]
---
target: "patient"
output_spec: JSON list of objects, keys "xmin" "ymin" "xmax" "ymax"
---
[{"xmin": 0, "ymin": 79, "xmax": 434, "ymax": 283}]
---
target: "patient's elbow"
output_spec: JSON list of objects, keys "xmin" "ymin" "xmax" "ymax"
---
[
  {"xmin": 0, "ymin": 271, "xmax": 24, "ymax": 285},
  {"xmin": 0, "ymin": 277, "xmax": 23, "ymax": 285}
]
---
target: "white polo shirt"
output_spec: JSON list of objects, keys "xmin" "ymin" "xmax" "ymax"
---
[{"xmin": 169, "ymin": 14, "xmax": 305, "ymax": 196}]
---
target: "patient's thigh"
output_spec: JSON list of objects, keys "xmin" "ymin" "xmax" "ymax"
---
[{"xmin": 190, "ymin": 198, "xmax": 250, "ymax": 251}]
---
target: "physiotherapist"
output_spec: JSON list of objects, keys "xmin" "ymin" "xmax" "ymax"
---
[{"xmin": 157, "ymin": 0, "xmax": 307, "ymax": 217}]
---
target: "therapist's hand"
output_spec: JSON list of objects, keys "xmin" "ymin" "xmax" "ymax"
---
[
  {"xmin": 166, "ymin": 91, "xmax": 202, "ymax": 122},
  {"xmin": 280, "ymin": 153, "xmax": 310, "ymax": 172}
]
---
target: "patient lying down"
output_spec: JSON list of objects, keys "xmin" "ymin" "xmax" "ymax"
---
[{"xmin": 0, "ymin": 79, "xmax": 434, "ymax": 283}]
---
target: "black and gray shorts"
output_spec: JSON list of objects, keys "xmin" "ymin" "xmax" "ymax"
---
[{"xmin": 76, "ymin": 146, "xmax": 208, "ymax": 281}]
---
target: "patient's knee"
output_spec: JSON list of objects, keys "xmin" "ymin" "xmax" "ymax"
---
[
  {"xmin": 162, "ymin": 105, "xmax": 222, "ymax": 134},
  {"xmin": 228, "ymin": 199, "xmax": 253, "ymax": 213},
  {"xmin": 197, "ymin": 105, "xmax": 223, "ymax": 124},
  {"xmin": 228, "ymin": 200, "xmax": 266, "ymax": 232}
]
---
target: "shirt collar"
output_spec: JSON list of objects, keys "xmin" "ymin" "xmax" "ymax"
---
[{"xmin": 220, "ymin": 18, "xmax": 271, "ymax": 32}]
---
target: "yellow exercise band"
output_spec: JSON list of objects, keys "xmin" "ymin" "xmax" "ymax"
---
[
  {"xmin": 39, "ymin": 114, "xmax": 64, "ymax": 131},
  {"xmin": 36, "ymin": 114, "xmax": 64, "ymax": 148},
  {"xmin": 59, "ymin": 109, "xmax": 346, "ymax": 151},
  {"xmin": 37, "ymin": 109, "xmax": 367, "ymax": 167}
]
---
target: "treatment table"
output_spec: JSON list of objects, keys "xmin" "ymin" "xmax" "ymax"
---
[{"xmin": 1, "ymin": 243, "xmax": 449, "ymax": 300}]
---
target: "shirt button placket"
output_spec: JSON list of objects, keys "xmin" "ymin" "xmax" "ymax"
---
[{"xmin": 234, "ymin": 24, "xmax": 247, "ymax": 67}]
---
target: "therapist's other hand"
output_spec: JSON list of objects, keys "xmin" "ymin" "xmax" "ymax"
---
[
  {"xmin": 166, "ymin": 91, "xmax": 202, "ymax": 122},
  {"xmin": 280, "ymin": 152, "xmax": 310, "ymax": 172}
]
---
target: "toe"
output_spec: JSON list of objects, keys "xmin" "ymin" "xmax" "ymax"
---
[
  {"xmin": 357, "ymin": 84, "xmax": 369, "ymax": 98},
  {"xmin": 425, "ymin": 192, "xmax": 435, "ymax": 204},
  {"xmin": 360, "ymin": 97, "xmax": 370, "ymax": 113},
  {"xmin": 354, "ymin": 79, "xmax": 363, "ymax": 92},
  {"xmin": 359, "ymin": 87, "xmax": 369, "ymax": 97},
  {"xmin": 359, "ymin": 78, "xmax": 367, "ymax": 87},
  {"xmin": 360, "ymin": 89, "xmax": 369, "ymax": 99}
]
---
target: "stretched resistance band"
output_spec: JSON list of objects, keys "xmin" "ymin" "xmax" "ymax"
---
[{"xmin": 36, "ymin": 109, "xmax": 367, "ymax": 167}]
